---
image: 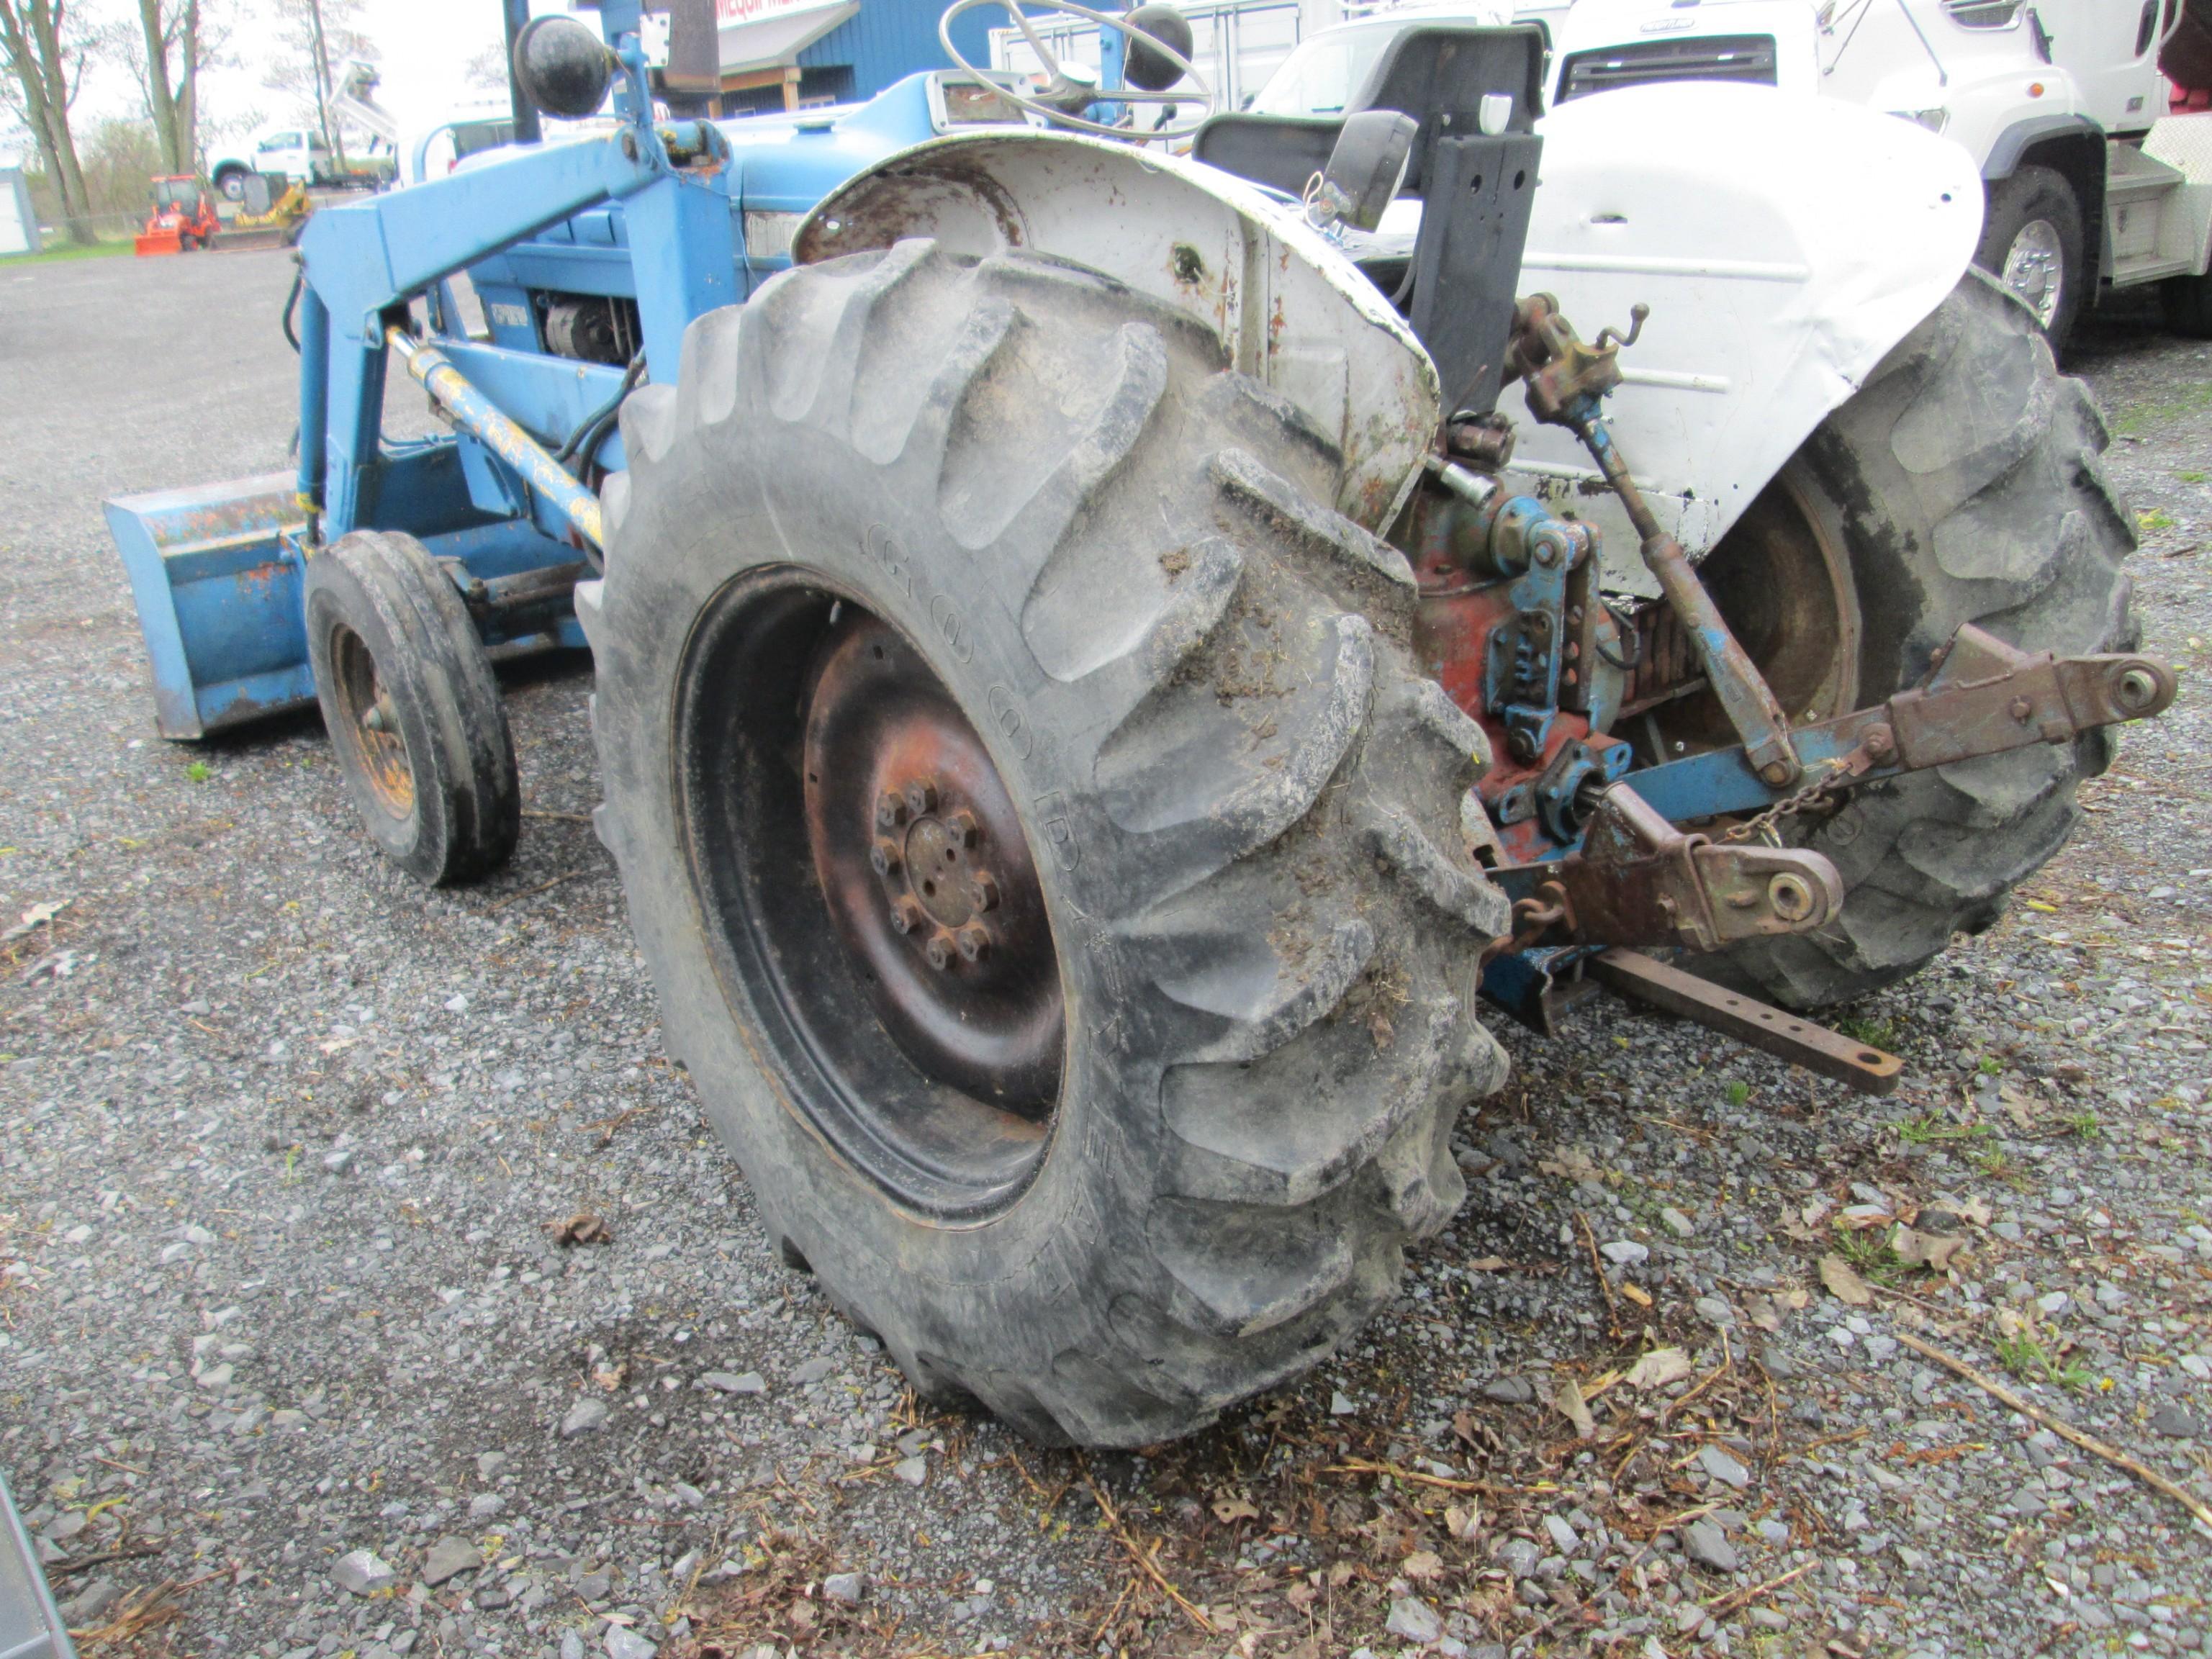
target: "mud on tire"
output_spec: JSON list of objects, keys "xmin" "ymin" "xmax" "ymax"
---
[
  {"xmin": 1712, "ymin": 274, "xmax": 2136, "ymax": 1008},
  {"xmin": 582, "ymin": 240, "xmax": 1510, "ymax": 1446}
]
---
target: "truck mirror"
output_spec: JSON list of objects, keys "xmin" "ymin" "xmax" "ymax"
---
[
  {"xmin": 1315, "ymin": 109, "xmax": 1417, "ymax": 233},
  {"xmin": 1124, "ymin": 4, "xmax": 1194, "ymax": 93},
  {"xmin": 513, "ymin": 14, "xmax": 618, "ymax": 119}
]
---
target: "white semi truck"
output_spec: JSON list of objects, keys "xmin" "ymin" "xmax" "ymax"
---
[{"xmin": 1542, "ymin": 0, "xmax": 2212, "ymax": 344}]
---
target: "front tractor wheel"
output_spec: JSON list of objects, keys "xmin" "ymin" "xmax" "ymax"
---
[
  {"xmin": 583, "ymin": 240, "xmax": 1510, "ymax": 1445},
  {"xmin": 304, "ymin": 530, "xmax": 520, "ymax": 885}
]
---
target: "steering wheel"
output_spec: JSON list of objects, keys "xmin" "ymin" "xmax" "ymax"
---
[{"xmin": 938, "ymin": 0, "xmax": 1212, "ymax": 140}]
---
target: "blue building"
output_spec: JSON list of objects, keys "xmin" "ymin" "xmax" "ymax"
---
[{"xmin": 709, "ymin": 0, "xmax": 1009, "ymax": 114}]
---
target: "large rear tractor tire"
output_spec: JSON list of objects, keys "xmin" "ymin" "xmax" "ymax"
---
[
  {"xmin": 1705, "ymin": 273, "xmax": 2137, "ymax": 1008},
  {"xmin": 582, "ymin": 240, "xmax": 1510, "ymax": 1446}
]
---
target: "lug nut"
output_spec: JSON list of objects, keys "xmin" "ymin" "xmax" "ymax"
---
[
  {"xmin": 904, "ymin": 777, "xmax": 939, "ymax": 818},
  {"xmin": 875, "ymin": 790, "xmax": 908, "ymax": 831},
  {"xmin": 1758, "ymin": 760, "xmax": 1795, "ymax": 787},
  {"xmin": 968, "ymin": 871, "xmax": 1000, "ymax": 912},
  {"xmin": 888, "ymin": 898, "xmax": 923, "ymax": 936},
  {"xmin": 945, "ymin": 809, "xmax": 980, "ymax": 849},
  {"xmin": 1862, "ymin": 723, "xmax": 1895, "ymax": 763},
  {"xmin": 870, "ymin": 839, "xmax": 902, "ymax": 878},
  {"xmin": 955, "ymin": 924, "xmax": 991, "ymax": 963},
  {"xmin": 924, "ymin": 931, "xmax": 954, "ymax": 971}
]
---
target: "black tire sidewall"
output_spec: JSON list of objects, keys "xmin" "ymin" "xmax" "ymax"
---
[
  {"xmin": 591, "ymin": 417, "xmax": 1153, "ymax": 1365},
  {"xmin": 304, "ymin": 532, "xmax": 518, "ymax": 886},
  {"xmin": 1977, "ymin": 165, "xmax": 2086, "ymax": 349}
]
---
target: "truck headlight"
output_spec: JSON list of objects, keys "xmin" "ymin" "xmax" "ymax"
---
[{"xmin": 1890, "ymin": 107, "xmax": 1949, "ymax": 132}]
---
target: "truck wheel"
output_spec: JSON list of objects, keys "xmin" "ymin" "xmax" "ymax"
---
[
  {"xmin": 304, "ymin": 530, "xmax": 520, "ymax": 885},
  {"xmin": 1691, "ymin": 273, "xmax": 2135, "ymax": 1008},
  {"xmin": 1974, "ymin": 165, "xmax": 2085, "ymax": 348},
  {"xmin": 583, "ymin": 240, "xmax": 1510, "ymax": 1445},
  {"xmin": 213, "ymin": 166, "xmax": 247, "ymax": 203}
]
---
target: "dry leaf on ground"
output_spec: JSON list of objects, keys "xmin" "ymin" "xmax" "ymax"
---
[{"xmin": 1820, "ymin": 1253, "xmax": 1874, "ymax": 1306}]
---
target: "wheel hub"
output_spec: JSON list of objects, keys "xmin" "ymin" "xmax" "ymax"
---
[
  {"xmin": 802, "ymin": 613, "xmax": 1062, "ymax": 1116},
  {"xmin": 2003, "ymin": 219, "xmax": 2064, "ymax": 330}
]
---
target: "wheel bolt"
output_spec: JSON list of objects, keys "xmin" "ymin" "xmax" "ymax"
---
[
  {"xmin": 956, "ymin": 924, "xmax": 991, "ymax": 963},
  {"xmin": 870, "ymin": 839, "xmax": 902, "ymax": 879},
  {"xmin": 969, "ymin": 870, "xmax": 1000, "ymax": 912},
  {"xmin": 904, "ymin": 777, "xmax": 939, "ymax": 817},
  {"xmin": 875, "ymin": 791, "xmax": 908, "ymax": 831},
  {"xmin": 888, "ymin": 898, "xmax": 923, "ymax": 936},
  {"xmin": 924, "ymin": 931, "xmax": 954, "ymax": 971},
  {"xmin": 945, "ymin": 809, "xmax": 980, "ymax": 849}
]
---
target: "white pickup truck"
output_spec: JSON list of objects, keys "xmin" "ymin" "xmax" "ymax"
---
[
  {"xmin": 209, "ymin": 125, "xmax": 342, "ymax": 200},
  {"xmin": 1542, "ymin": 0, "xmax": 2212, "ymax": 345}
]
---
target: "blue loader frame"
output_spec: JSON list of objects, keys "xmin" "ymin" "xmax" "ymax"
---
[{"xmin": 104, "ymin": 0, "xmax": 957, "ymax": 741}]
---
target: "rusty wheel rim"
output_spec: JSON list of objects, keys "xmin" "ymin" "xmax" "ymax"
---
[
  {"xmin": 677, "ymin": 577, "xmax": 1066, "ymax": 1221},
  {"xmin": 803, "ymin": 614, "xmax": 1063, "ymax": 1112},
  {"xmin": 328, "ymin": 623, "xmax": 415, "ymax": 819},
  {"xmin": 1635, "ymin": 463, "xmax": 1861, "ymax": 760}
]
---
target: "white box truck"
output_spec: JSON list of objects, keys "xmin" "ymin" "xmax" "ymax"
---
[{"xmin": 1539, "ymin": 0, "xmax": 2212, "ymax": 344}]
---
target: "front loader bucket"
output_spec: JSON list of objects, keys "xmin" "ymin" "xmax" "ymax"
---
[
  {"xmin": 134, "ymin": 231, "xmax": 184, "ymax": 256},
  {"xmin": 104, "ymin": 474, "xmax": 314, "ymax": 740}
]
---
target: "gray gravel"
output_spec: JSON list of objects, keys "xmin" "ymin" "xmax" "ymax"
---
[{"xmin": 1, "ymin": 253, "xmax": 2206, "ymax": 1658}]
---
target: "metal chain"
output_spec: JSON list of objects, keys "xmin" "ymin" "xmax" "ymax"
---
[{"xmin": 1715, "ymin": 756, "xmax": 1859, "ymax": 846}]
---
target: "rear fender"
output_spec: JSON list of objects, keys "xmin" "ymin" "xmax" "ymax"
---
[
  {"xmin": 1502, "ymin": 83, "xmax": 1983, "ymax": 583},
  {"xmin": 793, "ymin": 130, "xmax": 1441, "ymax": 533}
]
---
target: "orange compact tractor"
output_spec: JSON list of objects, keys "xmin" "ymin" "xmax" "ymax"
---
[{"xmin": 135, "ymin": 175, "xmax": 220, "ymax": 256}]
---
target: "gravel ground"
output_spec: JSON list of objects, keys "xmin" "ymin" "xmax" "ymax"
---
[{"xmin": 1, "ymin": 250, "xmax": 2206, "ymax": 1659}]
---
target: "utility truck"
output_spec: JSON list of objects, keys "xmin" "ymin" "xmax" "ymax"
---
[
  {"xmin": 1543, "ymin": 0, "xmax": 2212, "ymax": 345},
  {"xmin": 104, "ymin": 0, "xmax": 2174, "ymax": 1445}
]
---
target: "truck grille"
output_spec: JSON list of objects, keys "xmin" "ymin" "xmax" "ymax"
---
[
  {"xmin": 1938, "ymin": 0, "xmax": 2023, "ymax": 27},
  {"xmin": 1556, "ymin": 34, "xmax": 1779, "ymax": 102}
]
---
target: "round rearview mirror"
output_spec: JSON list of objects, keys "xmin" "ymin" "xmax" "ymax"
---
[
  {"xmin": 514, "ymin": 14, "xmax": 618, "ymax": 119},
  {"xmin": 1122, "ymin": 4, "xmax": 1193, "ymax": 92}
]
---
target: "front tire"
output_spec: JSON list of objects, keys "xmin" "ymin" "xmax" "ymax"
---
[
  {"xmin": 584, "ymin": 241, "xmax": 1509, "ymax": 1446},
  {"xmin": 1974, "ymin": 165, "xmax": 2085, "ymax": 348},
  {"xmin": 304, "ymin": 530, "xmax": 520, "ymax": 885},
  {"xmin": 1707, "ymin": 274, "xmax": 2136, "ymax": 1008}
]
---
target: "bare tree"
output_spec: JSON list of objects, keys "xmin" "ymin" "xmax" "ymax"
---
[
  {"xmin": 119, "ymin": 0, "xmax": 228, "ymax": 174},
  {"xmin": 0, "ymin": 0, "xmax": 94, "ymax": 242},
  {"xmin": 263, "ymin": 0, "xmax": 371, "ymax": 164}
]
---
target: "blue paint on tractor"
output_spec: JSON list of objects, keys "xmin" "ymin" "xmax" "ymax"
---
[{"xmin": 107, "ymin": 0, "xmax": 957, "ymax": 741}]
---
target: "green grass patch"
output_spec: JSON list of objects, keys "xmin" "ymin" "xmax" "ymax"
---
[
  {"xmin": 1993, "ymin": 1329, "xmax": 2094, "ymax": 1392},
  {"xmin": 1836, "ymin": 1013, "xmax": 1901, "ymax": 1049},
  {"xmin": 2176, "ymin": 469, "xmax": 2207, "ymax": 484},
  {"xmin": 2138, "ymin": 507, "xmax": 2178, "ymax": 533},
  {"xmin": 1723, "ymin": 1080, "xmax": 1751, "ymax": 1107},
  {"xmin": 1899, "ymin": 1111, "xmax": 1992, "ymax": 1147},
  {"xmin": 1970, "ymin": 1147, "xmax": 2030, "ymax": 1188},
  {"xmin": 2112, "ymin": 382, "xmax": 2212, "ymax": 438},
  {"xmin": 0, "ymin": 236, "xmax": 133, "ymax": 267},
  {"xmin": 185, "ymin": 761, "xmax": 210, "ymax": 782},
  {"xmin": 2054, "ymin": 1108, "xmax": 2101, "ymax": 1139}
]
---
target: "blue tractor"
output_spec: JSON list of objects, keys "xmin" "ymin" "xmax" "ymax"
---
[{"xmin": 107, "ymin": 0, "xmax": 2175, "ymax": 1445}]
